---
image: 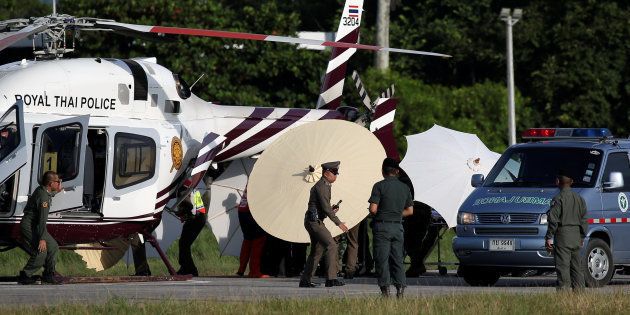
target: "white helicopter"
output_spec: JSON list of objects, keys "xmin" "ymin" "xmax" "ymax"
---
[{"xmin": 0, "ymin": 0, "xmax": 448, "ymax": 272}]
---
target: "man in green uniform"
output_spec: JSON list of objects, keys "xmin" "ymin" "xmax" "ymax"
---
[
  {"xmin": 369, "ymin": 158, "xmax": 413, "ymax": 298},
  {"xmin": 299, "ymin": 161, "xmax": 349, "ymax": 288},
  {"xmin": 18, "ymin": 171, "xmax": 63, "ymax": 285},
  {"xmin": 545, "ymin": 171, "xmax": 588, "ymax": 291}
]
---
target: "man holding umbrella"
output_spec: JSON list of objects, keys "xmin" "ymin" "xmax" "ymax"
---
[{"xmin": 369, "ymin": 158, "xmax": 414, "ymax": 298}]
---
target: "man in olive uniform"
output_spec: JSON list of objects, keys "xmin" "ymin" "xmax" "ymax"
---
[
  {"xmin": 299, "ymin": 161, "xmax": 349, "ymax": 288},
  {"xmin": 18, "ymin": 171, "xmax": 63, "ymax": 285},
  {"xmin": 545, "ymin": 171, "xmax": 588, "ymax": 291},
  {"xmin": 369, "ymin": 158, "xmax": 413, "ymax": 298}
]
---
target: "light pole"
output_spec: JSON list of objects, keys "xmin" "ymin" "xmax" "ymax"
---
[{"xmin": 500, "ymin": 8, "xmax": 522, "ymax": 146}]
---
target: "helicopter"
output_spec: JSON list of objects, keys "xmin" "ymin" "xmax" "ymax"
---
[{"xmin": 0, "ymin": 0, "xmax": 449, "ymax": 273}]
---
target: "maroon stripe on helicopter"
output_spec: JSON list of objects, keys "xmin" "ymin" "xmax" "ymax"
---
[
  {"xmin": 194, "ymin": 133, "xmax": 223, "ymax": 168},
  {"xmin": 223, "ymin": 107, "xmax": 275, "ymax": 146},
  {"xmin": 215, "ymin": 108, "xmax": 310, "ymax": 161},
  {"xmin": 319, "ymin": 110, "xmax": 344, "ymax": 120},
  {"xmin": 200, "ymin": 132, "xmax": 220, "ymax": 148},
  {"xmin": 374, "ymin": 98, "xmax": 396, "ymax": 118},
  {"xmin": 329, "ymin": 29, "xmax": 360, "ymax": 59},
  {"xmin": 156, "ymin": 170, "xmax": 188, "ymax": 198},
  {"xmin": 155, "ymin": 192, "xmax": 176, "ymax": 209}
]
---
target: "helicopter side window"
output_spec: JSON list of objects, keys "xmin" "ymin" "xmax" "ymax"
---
[
  {"xmin": 38, "ymin": 123, "xmax": 82, "ymax": 184},
  {"xmin": 118, "ymin": 84, "xmax": 130, "ymax": 105},
  {"xmin": 173, "ymin": 74, "xmax": 191, "ymax": 100},
  {"xmin": 0, "ymin": 107, "xmax": 20, "ymax": 162},
  {"xmin": 113, "ymin": 133, "xmax": 156, "ymax": 189}
]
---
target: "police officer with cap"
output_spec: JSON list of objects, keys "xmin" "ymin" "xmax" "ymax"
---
[
  {"xmin": 299, "ymin": 161, "xmax": 349, "ymax": 288},
  {"xmin": 18, "ymin": 171, "xmax": 63, "ymax": 285},
  {"xmin": 545, "ymin": 170, "xmax": 588, "ymax": 291},
  {"xmin": 369, "ymin": 158, "xmax": 413, "ymax": 297}
]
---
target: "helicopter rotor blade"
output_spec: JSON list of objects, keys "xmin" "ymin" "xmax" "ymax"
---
[
  {"xmin": 0, "ymin": 24, "xmax": 48, "ymax": 52},
  {"xmin": 94, "ymin": 21, "xmax": 452, "ymax": 58}
]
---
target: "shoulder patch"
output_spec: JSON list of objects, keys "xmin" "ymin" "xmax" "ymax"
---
[{"xmin": 42, "ymin": 201, "xmax": 48, "ymax": 208}]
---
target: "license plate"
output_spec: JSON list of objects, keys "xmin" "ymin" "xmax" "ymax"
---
[{"xmin": 489, "ymin": 239, "xmax": 515, "ymax": 251}]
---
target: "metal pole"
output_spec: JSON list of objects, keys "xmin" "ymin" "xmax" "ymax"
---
[
  {"xmin": 506, "ymin": 16, "xmax": 517, "ymax": 146},
  {"xmin": 375, "ymin": 0, "xmax": 390, "ymax": 70}
]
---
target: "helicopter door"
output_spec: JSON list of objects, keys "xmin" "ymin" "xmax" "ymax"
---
[
  {"xmin": 0, "ymin": 102, "xmax": 27, "ymax": 215},
  {"xmin": 30, "ymin": 115, "xmax": 89, "ymax": 213},
  {"xmin": 101, "ymin": 126, "xmax": 160, "ymax": 219},
  {"xmin": 0, "ymin": 102, "xmax": 27, "ymax": 182}
]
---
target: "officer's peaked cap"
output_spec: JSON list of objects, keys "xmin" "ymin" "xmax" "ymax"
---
[{"xmin": 321, "ymin": 161, "xmax": 340, "ymax": 171}]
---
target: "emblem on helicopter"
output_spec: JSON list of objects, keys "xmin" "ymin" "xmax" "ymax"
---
[{"xmin": 171, "ymin": 136, "xmax": 183, "ymax": 172}]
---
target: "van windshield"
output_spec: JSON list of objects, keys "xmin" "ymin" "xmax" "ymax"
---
[{"xmin": 484, "ymin": 147, "xmax": 603, "ymax": 188}]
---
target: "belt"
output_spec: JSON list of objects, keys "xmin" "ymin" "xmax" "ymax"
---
[{"xmin": 374, "ymin": 220, "xmax": 402, "ymax": 224}]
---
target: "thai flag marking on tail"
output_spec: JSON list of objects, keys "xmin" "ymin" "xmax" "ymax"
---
[{"xmin": 349, "ymin": 5, "xmax": 360, "ymax": 17}]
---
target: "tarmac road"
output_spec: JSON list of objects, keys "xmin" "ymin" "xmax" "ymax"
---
[{"xmin": 3, "ymin": 272, "xmax": 630, "ymax": 306}]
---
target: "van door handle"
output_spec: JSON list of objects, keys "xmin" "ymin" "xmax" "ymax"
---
[
  {"xmin": 64, "ymin": 186, "xmax": 76, "ymax": 192},
  {"xmin": 113, "ymin": 196, "xmax": 121, "ymax": 201}
]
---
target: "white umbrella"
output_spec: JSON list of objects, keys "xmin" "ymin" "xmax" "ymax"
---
[
  {"xmin": 400, "ymin": 124, "xmax": 501, "ymax": 227},
  {"xmin": 206, "ymin": 158, "xmax": 256, "ymax": 256},
  {"xmin": 247, "ymin": 120, "xmax": 386, "ymax": 243}
]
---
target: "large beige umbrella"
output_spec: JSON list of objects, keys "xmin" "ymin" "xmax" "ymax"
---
[
  {"xmin": 400, "ymin": 124, "xmax": 501, "ymax": 227},
  {"xmin": 206, "ymin": 158, "xmax": 256, "ymax": 256},
  {"xmin": 247, "ymin": 120, "xmax": 386, "ymax": 243}
]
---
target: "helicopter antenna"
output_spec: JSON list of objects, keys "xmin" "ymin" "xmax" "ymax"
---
[{"xmin": 190, "ymin": 73, "xmax": 206, "ymax": 90}]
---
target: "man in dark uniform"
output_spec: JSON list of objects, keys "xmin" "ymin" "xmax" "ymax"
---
[
  {"xmin": 18, "ymin": 171, "xmax": 63, "ymax": 285},
  {"xmin": 299, "ymin": 161, "xmax": 349, "ymax": 288},
  {"xmin": 369, "ymin": 158, "xmax": 413, "ymax": 298},
  {"xmin": 545, "ymin": 171, "xmax": 588, "ymax": 291},
  {"xmin": 176, "ymin": 179, "xmax": 207, "ymax": 276}
]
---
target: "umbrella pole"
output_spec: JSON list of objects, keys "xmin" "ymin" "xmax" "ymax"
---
[{"xmin": 145, "ymin": 233, "xmax": 177, "ymax": 275}]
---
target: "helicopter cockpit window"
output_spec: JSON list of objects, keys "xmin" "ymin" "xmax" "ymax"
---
[
  {"xmin": 0, "ymin": 107, "xmax": 20, "ymax": 162},
  {"xmin": 173, "ymin": 74, "xmax": 191, "ymax": 100},
  {"xmin": 113, "ymin": 133, "xmax": 156, "ymax": 189},
  {"xmin": 38, "ymin": 123, "xmax": 82, "ymax": 183}
]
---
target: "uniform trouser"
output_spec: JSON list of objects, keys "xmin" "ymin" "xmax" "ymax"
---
[
  {"xmin": 554, "ymin": 227, "xmax": 585, "ymax": 290},
  {"xmin": 301, "ymin": 220, "xmax": 338, "ymax": 281},
  {"xmin": 130, "ymin": 233, "xmax": 151, "ymax": 275},
  {"xmin": 373, "ymin": 222, "xmax": 405, "ymax": 287},
  {"xmin": 344, "ymin": 224, "xmax": 359, "ymax": 274},
  {"xmin": 178, "ymin": 213, "xmax": 206, "ymax": 275},
  {"xmin": 404, "ymin": 209, "xmax": 431, "ymax": 272},
  {"xmin": 21, "ymin": 230, "xmax": 58, "ymax": 277}
]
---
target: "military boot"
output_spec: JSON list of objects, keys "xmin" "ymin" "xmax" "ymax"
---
[
  {"xmin": 17, "ymin": 271, "xmax": 36, "ymax": 285},
  {"xmin": 380, "ymin": 286, "xmax": 390, "ymax": 297},
  {"xmin": 395, "ymin": 285, "xmax": 405, "ymax": 298}
]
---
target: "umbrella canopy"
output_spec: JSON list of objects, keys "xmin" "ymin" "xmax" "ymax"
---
[
  {"xmin": 248, "ymin": 120, "xmax": 386, "ymax": 243},
  {"xmin": 400, "ymin": 124, "xmax": 501, "ymax": 228},
  {"xmin": 206, "ymin": 158, "xmax": 256, "ymax": 256}
]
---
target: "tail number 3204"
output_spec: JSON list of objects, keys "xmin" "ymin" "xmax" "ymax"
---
[{"xmin": 343, "ymin": 17, "xmax": 360, "ymax": 26}]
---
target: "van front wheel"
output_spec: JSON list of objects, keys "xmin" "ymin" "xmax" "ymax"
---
[
  {"xmin": 459, "ymin": 265, "xmax": 500, "ymax": 286},
  {"xmin": 583, "ymin": 238, "xmax": 613, "ymax": 287}
]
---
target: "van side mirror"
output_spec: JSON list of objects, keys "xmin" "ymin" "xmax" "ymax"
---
[
  {"xmin": 603, "ymin": 172, "xmax": 624, "ymax": 190},
  {"xmin": 471, "ymin": 174, "xmax": 485, "ymax": 187}
]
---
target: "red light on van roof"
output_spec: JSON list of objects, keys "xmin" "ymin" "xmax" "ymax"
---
[{"xmin": 522, "ymin": 128, "xmax": 556, "ymax": 138}]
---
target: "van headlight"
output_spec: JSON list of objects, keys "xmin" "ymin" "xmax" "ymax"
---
[
  {"xmin": 458, "ymin": 212, "xmax": 476, "ymax": 225},
  {"xmin": 540, "ymin": 213, "xmax": 548, "ymax": 225}
]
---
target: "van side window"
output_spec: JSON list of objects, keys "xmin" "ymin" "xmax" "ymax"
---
[
  {"xmin": 39, "ymin": 123, "xmax": 82, "ymax": 183},
  {"xmin": 113, "ymin": 133, "xmax": 156, "ymax": 189},
  {"xmin": 602, "ymin": 152, "xmax": 630, "ymax": 191}
]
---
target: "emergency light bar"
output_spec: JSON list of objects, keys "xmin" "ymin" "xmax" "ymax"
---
[{"xmin": 521, "ymin": 128, "xmax": 613, "ymax": 139}]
